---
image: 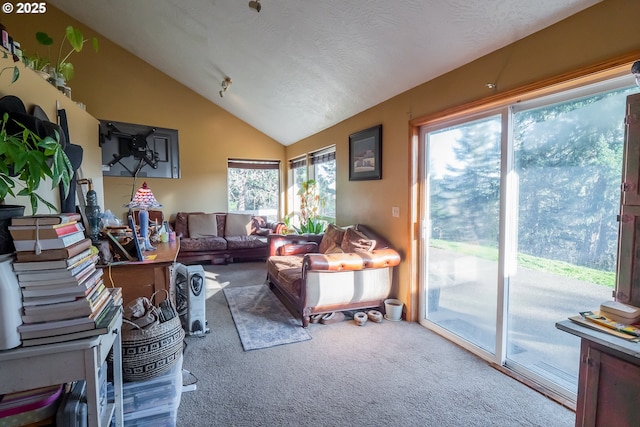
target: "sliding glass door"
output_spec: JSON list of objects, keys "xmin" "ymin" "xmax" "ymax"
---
[
  {"xmin": 424, "ymin": 114, "xmax": 502, "ymax": 355},
  {"xmin": 420, "ymin": 76, "xmax": 639, "ymax": 399}
]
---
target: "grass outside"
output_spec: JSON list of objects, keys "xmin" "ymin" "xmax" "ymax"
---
[{"xmin": 430, "ymin": 239, "xmax": 615, "ymax": 288}]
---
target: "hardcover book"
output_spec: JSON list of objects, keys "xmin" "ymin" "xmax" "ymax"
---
[
  {"xmin": 22, "ymin": 283, "xmax": 106, "ymax": 315},
  {"xmin": 12, "ymin": 248, "xmax": 93, "ymax": 272},
  {"xmin": 21, "ymin": 305, "xmax": 121, "ymax": 347},
  {"xmin": 16, "ymin": 254, "xmax": 98, "ymax": 281},
  {"xmin": 17, "ymin": 314, "xmax": 96, "ymax": 333},
  {"xmin": 10, "ymin": 213, "xmax": 82, "ymax": 226},
  {"xmin": 15, "ymin": 238, "xmax": 92, "ymax": 263},
  {"xmin": 13, "ymin": 230, "xmax": 87, "ymax": 252},
  {"xmin": 21, "ymin": 287, "xmax": 111, "ymax": 324},
  {"xmin": 18, "ymin": 262, "xmax": 97, "ymax": 286},
  {"xmin": 9, "ymin": 221, "xmax": 85, "ymax": 241},
  {"xmin": 20, "ymin": 270, "xmax": 103, "ymax": 298}
]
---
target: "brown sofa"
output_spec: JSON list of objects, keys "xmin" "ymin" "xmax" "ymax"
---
[
  {"xmin": 172, "ymin": 212, "xmax": 285, "ymax": 264},
  {"xmin": 266, "ymin": 224, "xmax": 401, "ymax": 327}
]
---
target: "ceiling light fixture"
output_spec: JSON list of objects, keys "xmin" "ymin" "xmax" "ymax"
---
[
  {"xmin": 248, "ymin": 0, "xmax": 261, "ymax": 12},
  {"xmin": 219, "ymin": 77, "xmax": 232, "ymax": 98}
]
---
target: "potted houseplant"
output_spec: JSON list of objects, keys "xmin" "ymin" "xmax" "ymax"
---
[
  {"xmin": 0, "ymin": 112, "xmax": 74, "ymax": 254},
  {"xmin": 34, "ymin": 25, "xmax": 98, "ymax": 87},
  {"xmin": 22, "ymin": 52, "xmax": 50, "ymax": 80},
  {"xmin": 285, "ymin": 179, "xmax": 326, "ymax": 234}
]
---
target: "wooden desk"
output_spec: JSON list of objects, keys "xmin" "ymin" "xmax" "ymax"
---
[
  {"xmin": 100, "ymin": 241, "xmax": 179, "ymax": 306},
  {"xmin": 0, "ymin": 312, "xmax": 124, "ymax": 427}
]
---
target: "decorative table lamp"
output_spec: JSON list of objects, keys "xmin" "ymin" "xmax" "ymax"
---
[{"xmin": 126, "ymin": 182, "xmax": 162, "ymax": 251}]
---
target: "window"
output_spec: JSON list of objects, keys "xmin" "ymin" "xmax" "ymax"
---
[
  {"xmin": 288, "ymin": 156, "xmax": 307, "ymax": 221},
  {"xmin": 309, "ymin": 147, "xmax": 336, "ymax": 223},
  {"xmin": 227, "ymin": 159, "xmax": 280, "ymax": 221},
  {"xmin": 420, "ymin": 73, "xmax": 639, "ymax": 401}
]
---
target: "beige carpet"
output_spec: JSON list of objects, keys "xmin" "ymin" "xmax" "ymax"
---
[{"xmin": 176, "ymin": 261, "xmax": 575, "ymax": 427}]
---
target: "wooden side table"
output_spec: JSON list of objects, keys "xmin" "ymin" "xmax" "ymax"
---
[
  {"xmin": 0, "ymin": 311, "xmax": 124, "ymax": 427},
  {"xmin": 99, "ymin": 241, "xmax": 179, "ymax": 306}
]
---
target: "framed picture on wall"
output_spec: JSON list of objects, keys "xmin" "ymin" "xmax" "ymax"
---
[{"xmin": 349, "ymin": 124, "xmax": 382, "ymax": 181}]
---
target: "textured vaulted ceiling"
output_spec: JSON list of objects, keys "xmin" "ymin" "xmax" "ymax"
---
[{"xmin": 48, "ymin": 0, "xmax": 600, "ymax": 146}]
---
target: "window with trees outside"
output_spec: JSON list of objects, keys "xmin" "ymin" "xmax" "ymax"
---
[
  {"xmin": 420, "ymin": 73, "xmax": 639, "ymax": 401},
  {"xmin": 309, "ymin": 147, "xmax": 336, "ymax": 223},
  {"xmin": 288, "ymin": 147, "xmax": 336, "ymax": 230},
  {"xmin": 227, "ymin": 159, "xmax": 280, "ymax": 221},
  {"xmin": 288, "ymin": 156, "xmax": 307, "ymax": 222}
]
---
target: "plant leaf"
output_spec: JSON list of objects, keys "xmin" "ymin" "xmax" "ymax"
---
[
  {"xmin": 58, "ymin": 62, "xmax": 74, "ymax": 81},
  {"xmin": 65, "ymin": 26, "xmax": 83, "ymax": 52},
  {"xmin": 92, "ymin": 37, "xmax": 99, "ymax": 52},
  {"xmin": 36, "ymin": 31, "xmax": 54, "ymax": 46},
  {"xmin": 10, "ymin": 66, "xmax": 19, "ymax": 83}
]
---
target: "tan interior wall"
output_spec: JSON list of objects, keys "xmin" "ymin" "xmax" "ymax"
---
[
  {"xmin": 285, "ymin": 0, "xmax": 640, "ymax": 319},
  {"xmin": 0, "ymin": 54, "xmax": 101, "ymax": 214},
  {"xmin": 2, "ymin": 6, "xmax": 285, "ymax": 223}
]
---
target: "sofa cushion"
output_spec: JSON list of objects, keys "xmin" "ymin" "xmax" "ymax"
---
[
  {"xmin": 179, "ymin": 236, "xmax": 227, "ymax": 252},
  {"xmin": 175, "ymin": 211, "xmax": 204, "ymax": 238},
  {"xmin": 188, "ymin": 213, "xmax": 218, "ymax": 238},
  {"xmin": 340, "ymin": 227, "xmax": 376, "ymax": 253},
  {"xmin": 319, "ymin": 223, "xmax": 345, "ymax": 254},
  {"xmin": 226, "ymin": 235, "xmax": 268, "ymax": 249},
  {"xmin": 325, "ymin": 245, "xmax": 344, "ymax": 254},
  {"xmin": 267, "ymin": 255, "xmax": 304, "ymax": 300},
  {"xmin": 225, "ymin": 213, "xmax": 253, "ymax": 236}
]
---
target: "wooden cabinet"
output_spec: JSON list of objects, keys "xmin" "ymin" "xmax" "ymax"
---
[
  {"xmin": 557, "ymin": 320, "xmax": 640, "ymax": 427},
  {"xmin": 575, "ymin": 339, "xmax": 640, "ymax": 427},
  {"xmin": 99, "ymin": 241, "xmax": 179, "ymax": 306},
  {"xmin": 616, "ymin": 93, "xmax": 640, "ymax": 306}
]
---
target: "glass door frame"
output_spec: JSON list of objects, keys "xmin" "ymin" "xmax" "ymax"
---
[
  {"xmin": 417, "ymin": 107, "xmax": 510, "ymax": 367},
  {"xmin": 416, "ymin": 73, "xmax": 640, "ymax": 406},
  {"xmin": 418, "ymin": 106, "xmax": 580, "ymax": 403}
]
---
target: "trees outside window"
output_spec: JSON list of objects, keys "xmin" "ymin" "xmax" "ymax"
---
[{"xmin": 227, "ymin": 159, "xmax": 279, "ymax": 221}]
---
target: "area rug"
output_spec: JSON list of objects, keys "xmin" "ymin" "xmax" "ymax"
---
[{"xmin": 223, "ymin": 284, "xmax": 311, "ymax": 351}]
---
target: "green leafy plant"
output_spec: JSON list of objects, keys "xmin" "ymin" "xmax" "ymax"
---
[
  {"xmin": 1, "ymin": 51, "xmax": 19, "ymax": 83},
  {"xmin": 0, "ymin": 113, "xmax": 74, "ymax": 214},
  {"xmin": 22, "ymin": 52, "xmax": 50, "ymax": 72},
  {"xmin": 35, "ymin": 25, "xmax": 98, "ymax": 81},
  {"xmin": 286, "ymin": 179, "xmax": 327, "ymax": 234}
]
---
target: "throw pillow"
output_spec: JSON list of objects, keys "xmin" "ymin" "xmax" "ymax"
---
[
  {"xmin": 225, "ymin": 213, "xmax": 253, "ymax": 236},
  {"xmin": 325, "ymin": 245, "xmax": 345, "ymax": 254},
  {"xmin": 188, "ymin": 213, "xmax": 218, "ymax": 238},
  {"xmin": 319, "ymin": 223, "xmax": 345, "ymax": 254},
  {"xmin": 251, "ymin": 216, "xmax": 267, "ymax": 234},
  {"xmin": 340, "ymin": 227, "xmax": 376, "ymax": 253}
]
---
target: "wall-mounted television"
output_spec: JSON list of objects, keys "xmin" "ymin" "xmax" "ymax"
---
[{"xmin": 99, "ymin": 119, "xmax": 180, "ymax": 179}]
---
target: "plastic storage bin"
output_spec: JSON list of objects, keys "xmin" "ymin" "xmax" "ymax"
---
[
  {"xmin": 0, "ymin": 384, "xmax": 62, "ymax": 427},
  {"xmin": 108, "ymin": 355, "xmax": 182, "ymax": 426}
]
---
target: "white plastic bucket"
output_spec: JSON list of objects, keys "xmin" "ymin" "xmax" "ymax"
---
[{"xmin": 384, "ymin": 298, "xmax": 403, "ymax": 321}]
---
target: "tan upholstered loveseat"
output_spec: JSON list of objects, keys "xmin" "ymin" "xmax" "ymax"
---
[
  {"xmin": 266, "ymin": 224, "xmax": 401, "ymax": 327},
  {"xmin": 172, "ymin": 212, "xmax": 285, "ymax": 264}
]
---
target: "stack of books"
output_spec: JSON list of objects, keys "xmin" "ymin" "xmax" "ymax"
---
[{"xmin": 9, "ymin": 213, "xmax": 123, "ymax": 347}]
